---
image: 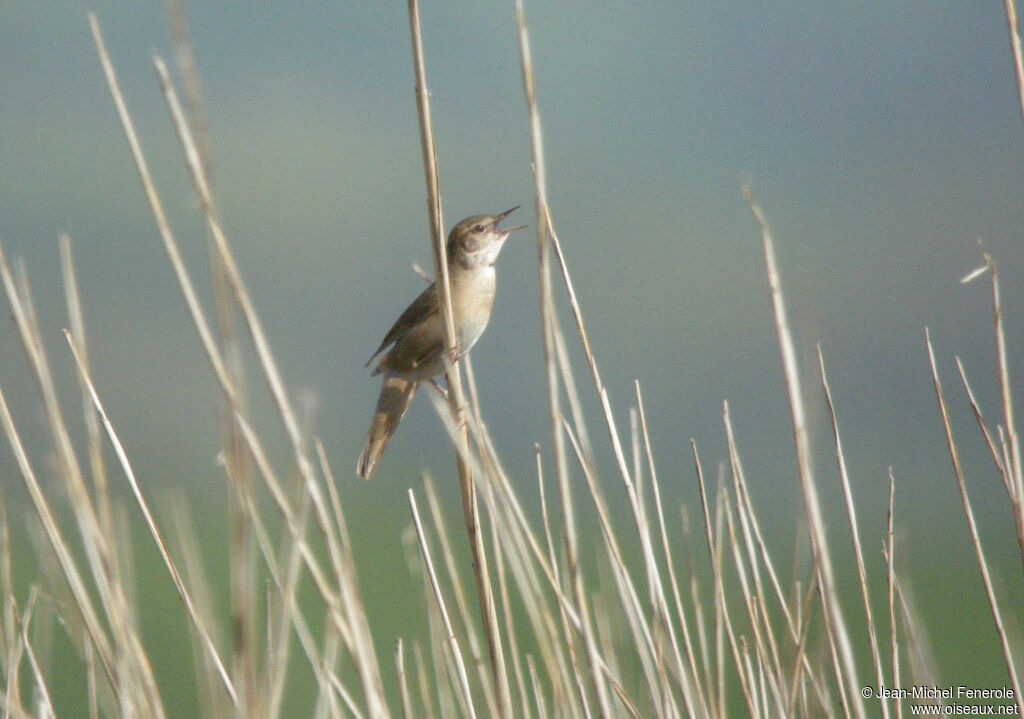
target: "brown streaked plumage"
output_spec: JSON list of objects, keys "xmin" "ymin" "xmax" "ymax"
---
[{"xmin": 357, "ymin": 207, "xmax": 524, "ymax": 478}]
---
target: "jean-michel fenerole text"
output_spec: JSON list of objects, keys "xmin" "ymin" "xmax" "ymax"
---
[{"xmin": 870, "ymin": 685, "xmax": 1015, "ymax": 700}]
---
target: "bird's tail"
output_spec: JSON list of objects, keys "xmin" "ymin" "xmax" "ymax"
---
[{"xmin": 357, "ymin": 374, "xmax": 419, "ymax": 479}]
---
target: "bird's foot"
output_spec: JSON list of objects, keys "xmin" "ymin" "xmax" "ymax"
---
[
  {"xmin": 428, "ymin": 378, "xmax": 449, "ymax": 400},
  {"xmin": 448, "ymin": 341, "xmax": 462, "ymax": 365}
]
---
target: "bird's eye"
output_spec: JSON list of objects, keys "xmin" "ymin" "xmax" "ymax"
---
[{"xmin": 473, "ymin": 224, "xmax": 485, "ymax": 233}]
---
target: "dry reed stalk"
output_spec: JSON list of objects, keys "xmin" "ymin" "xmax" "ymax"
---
[
  {"xmin": 1004, "ymin": 0, "xmax": 1024, "ymax": 127},
  {"xmin": 515, "ymin": 2, "xmax": 617, "ymax": 714},
  {"xmin": 408, "ymin": 490, "xmax": 478, "ymax": 719},
  {"xmin": 63, "ymin": 329, "xmax": 236, "ymax": 705},
  {"xmin": 59, "ymin": 236, "xmax": 112, "ymax": 545},
  {"xmin": 636, "ymin": 382, "xmax": 709, "ymax": 717},
  {"xmin": 404, "ymin": 3, "xmax": 510, "ymax": 713},
  {"xmin": 152, "ymin": 61, "xmax": 371, "ymax": 701},
  {"xmin": 162, "ymin": 3, "xmax": 259, "ymax": 710},
  {"xmin": 744, "ymin": 188, "xmax": 864, "ymax": 719},
  {"xmin": 886, "ymin": 470, "xmax": 901, "ymax": 719},
  {"xmin": 961, "ymin": 253, "xmax": 1024, "ymax": 561},
  {"xmin": 926, "ymin": 328, "xmax": 1024, "ymax": 715},
  {"xmin": 817, "ymin": 346, "xmax": 890, "ymax": 719},
  {"xmin": 0, "ymin": 241, "xmax": 138, "ymax": 712},
  {"xmin": 93, "ymin": 14, "xmax": 389, "ymax": 714}
]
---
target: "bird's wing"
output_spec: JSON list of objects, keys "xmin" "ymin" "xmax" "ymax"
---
[{"xmin": 365, "ymin": 282, "xmax": 438, "ymax": 368}]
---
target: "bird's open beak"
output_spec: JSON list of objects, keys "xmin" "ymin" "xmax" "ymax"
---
[{"xmin": 496, "ymin": 205, "xmax": 527, "ymax": 234}]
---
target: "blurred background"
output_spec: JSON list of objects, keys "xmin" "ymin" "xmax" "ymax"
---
[{"xmin": 1, "ymin": 0, "xmax": 1023, "ymax": 714}]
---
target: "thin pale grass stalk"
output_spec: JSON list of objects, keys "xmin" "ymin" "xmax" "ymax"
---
[
  {"xmin": 165, "ymin": 502, "xmax": 232, "ymax": 718},
  {"xmin": 925, "ymin": 328, "xmax": 1024, "ymax": 714},
  {"xmin": 635, "ymin": 382, "xmax": 708, "ymax": 718},
  {"xmin": 543, "ymin": 190, "xmax": 631, "ymax": 488},
  {"xmin": 85, "ymin": 638, "xmax": 100, "ymax": 719},
  {"xmin": 95, "ymin": 19, "xmax": 386, "ymax": 710},
  {"xmin": 738, "ymin": 638, "xmax": 759, "ymax": 718},
  {"xmin": 961, "ymin": 253, "xmax": 1024, "ymax": 559},
  {"xmin": 817, "ymin": 606, "xmax": 851, "ymax": 719},
  {"xmin": 692, "ymin": 454, "xmax": 722, "ymax": 715},
  {"xmin": 422, "ymin": 474, "xmax": 501, "ymax": 718},
  {"xmin": 58, "ymin": 235, "xmax": 112, "ymax": 544},
  {"xmin": 423, "ymin": 393, "xmax": 586, "ymax": 638},
  {"xmin": 227, "ymin": 376, "xmax": 382, "ymax": 713},
  {"xmin": 585, "ymin": 379, "xmax": 691, "ymax": 714},
  {"xmin": 428, "ymin": 388, "xmax": 654, "ymax": 717},
  {"xmin": 311, "ymin": 606, "xmax": 345, "ymax": 719},
  {"xmin": 421, "ymin": 475, "xmax": 495, "ymax": 712},
  {"xmin": 428, "ymin": 409, "xmax": 581, "ymax": 715},
  {"xmin": 744, "ymin": 188, "xmax": 864, "ymax": 719},
  {"xmin": 747, "ymin": 598, "xmax": 786, "ymax": 717},
  {"xmin": 559, "ymin": 419, "xmax": 663, "ymax": 713},
  {"xmin": 817, "ymin": 346, "xmax": 889, "ymax": 719},
  {"xmin": 0, "ymin": 502, "xmax": 22, "ymax": 719},
  {"xmin": 785, "ymin": 574, "xmax": 821, "ymax": 712},
  {"xmin": 0, "ymin": 244, "xmax": 141, "ymax": 709},
  {"xmin": 716, "ymin": 428, "xmax": 770, "ymax": 716},
  {"xmin": 429, "ymin": 399, "xmax": 583, "ymax": 630},
  {"xmin": 155, "ymin": 49, "xmax": 365, "ymax": 680},
  {"xmin": 92, "ymin": 33, "xmax": 263, "ymax": 710},
  {"xmin": 323, "ymin": 667, "xmax": 366, "ymax": 719},
  {"xmin": 239, "ymin": 464, "xmax": 315, "ymax": 719},
  {"xmin": 710, "ymin": 478, "xmax": 729, "ymax": 716},
  {"xmin": 590, "ymin": 594, "xmax": 644, "ymax": 719},
  {"xmin": 882, "ymin": 555, "xmax": 941, "ymax": 712},
  {"xmin": 531, "ymin": 445, "xmax": 595, "ymax": 719},
  {"xmin": 721, "ymin": 406, "xmax": 786, "ymax": 691},
  {"xmin": 18, "ymin": 588, "xmax": 54, "ymax": 719},
  {"xmin": 724, "ymin": 406, "xmax": 831, "ymax": 712},
  {"xmin": 4, "ymin": 594, "xmax": 31, "ymax": 719},
  {"xmin": 715, "ymin": 478, "xmax": 737, "ymax": 714},
  {"xmin": 681, "ymin": 506, "xmax": 718, "ymax": 718},
  {"xmin": 89, "ymin": 17, "xmax": 234, "ymax": 401},
  {"xmin": 316, "ymin": 442, "xmax": 392, "ymax": 714},
  {"xmin": 228, "ymin": 409, "xmax": 355, "ymax": 649},
  {"xmin": 551, "ymin": 289, "xmax": 597, "ymax": 472},
  {"xmin": 724, "ymin": 403, "xmax": 798, "ymax": 641},
  {"xmin": 397, "ymin": 639, "xmax": 413, "ymax": 719},
  {"xmin": 154, "ymin": 54, "xmax": 356, "ymax": 609},
  {"xmin": 1004, "ymin": 0, "xmax": 1024, "ymax": 128},
  {"xmin": 482, "ymin": 478, "xmax": 537, "ymax": 718},
  {"xmin": 693, "ymin": 443, "xmax": 753, "ymax": 716},
  {"xmin": 63, "ymin": 330, "xmax": 237, "ymax": 706},
  {"xmin": 487, "ymin": 501, "xmax": 532, "ymax": 719},
  {"xmin": 163, "ymin": 0, "xmax": 212, "ymax": 177},
  {"xmin": 409, "ymin": 489, "xmax": 478, "ymax": 719},
  {"xmin": 684, "ymin": 451, "xmax": 716, "ymax": 714},
  {"xmin": 514, "ymin": 4, "xmax": 613, "ymax": 714},
  {"xmin": 401, "ymin": 527, "xmax": 458, "ymax": 717},
  {"xmin": 411, "ymin": 642, "xmax": 438, "ymax": 719},
  {"xmin": 527, "ymin": 655, "xmax": 549, "ymax": 719},
  {"xmin": 531, "ymin": 441, "xmax": 595, "ymax": 718},
  {"xmin": 492, "ymin": 507, "xmax": 588, "ymax": 719},
  {"xmin": 528, "ymin": 458, "xmax": 593, "ymax": 716},
  {"xmin": 263, "ymin": 493, "xmax": 311, "ymax": 719},
  {"xmin": 535, "ymin": 445, "xmax": 563, "ymax": 589},
  {"xmin": 720, "ymin": 493, "xmax": 786, "ymax": 716},
  {"xmin": 540, "ymin": 182, "xmax": 664, "ymax": 709},
  {"xmin": 404, "ymin": 4, "xmax": 509, "ymax": 712},
  {"xmin": 163, "ymin": 4, "xmax": 260, "ymax": 710},
  {"xmin": 956, "ymin": 358, "xmax": 1011, "ymax": 485},
  {"xmin": 886, "ymin": 470, "xmax": 901, "ymax": 719},
  {"xmin": 316, "ymin": 438, "xmax": 349, "ymax": 552}
]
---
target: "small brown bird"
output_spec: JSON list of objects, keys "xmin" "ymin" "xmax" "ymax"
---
[{"xmin": 356, "ymin": 207, "xmax": 524, "ymax": 478}]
